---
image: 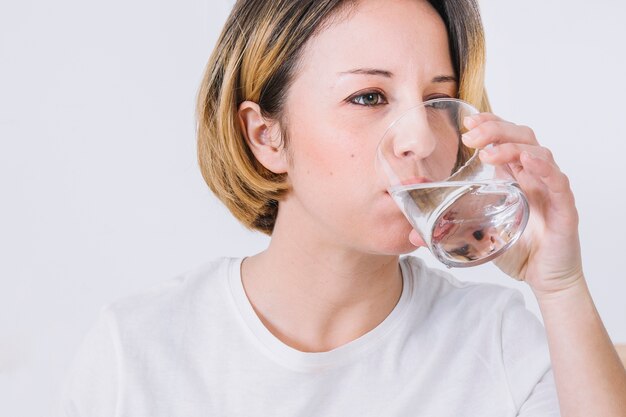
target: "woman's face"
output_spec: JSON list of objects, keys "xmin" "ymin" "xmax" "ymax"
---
[{"xmin": 279, "ymin": 0, "xmax": 458, "ymax": 254}]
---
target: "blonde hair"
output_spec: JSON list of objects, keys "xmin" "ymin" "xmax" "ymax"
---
[{"xmin": 196, "ymin": 0, "xmax": 491, "ymax": 235}]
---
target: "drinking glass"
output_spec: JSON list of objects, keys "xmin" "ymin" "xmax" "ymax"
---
[{"xmin": 376, "ymin": 98, "xmax": 529, "ymax": 268}]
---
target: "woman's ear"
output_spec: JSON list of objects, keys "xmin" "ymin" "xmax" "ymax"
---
[{"xmin": 237, "ymin": 101, "xmax": 289, "ymax": 174}]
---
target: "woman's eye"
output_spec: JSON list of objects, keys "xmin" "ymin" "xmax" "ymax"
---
[
  {"xmin": 427, "ymin": 96, "xmax": 455, "ymax": 108},
  {"xmin": 349, "ymin": 91, "xmax": 387, "ymax": 107},
  {"xmin": 428, "ymin": 95, "xmax": 454, "ymax": 100}
]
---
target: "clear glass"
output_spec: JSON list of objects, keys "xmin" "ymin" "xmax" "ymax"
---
[{"xmin": 376, "ymin": 98, "xmax": 529, "ymax": 268}]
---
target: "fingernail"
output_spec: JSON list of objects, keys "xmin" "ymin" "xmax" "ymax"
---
[
  {"xmin": 461, "ymin": 131, "xmax": 475, "ymax": 144},
  {"xmin": 463, "ymin": 116, "xmax": 478, "ymax": 129}
]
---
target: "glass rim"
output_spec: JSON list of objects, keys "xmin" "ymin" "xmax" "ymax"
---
[{"xmin": 379, "ymin": 97, "xmax": 480, "ymax": 144}]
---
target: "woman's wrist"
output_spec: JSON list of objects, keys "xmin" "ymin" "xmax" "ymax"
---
[{"xmin": 530, "ymin": 272, "xmax": 587, "ymax": 305}]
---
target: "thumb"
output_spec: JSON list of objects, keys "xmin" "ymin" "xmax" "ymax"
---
[{"xmin": 409, "ymin": 229, "xmax": 426, "ymax": 247}]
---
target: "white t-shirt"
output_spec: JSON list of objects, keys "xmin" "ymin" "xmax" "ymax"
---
[{"xmin": 59, "ymin": 256, "xmax": 560, "ymax": 416}]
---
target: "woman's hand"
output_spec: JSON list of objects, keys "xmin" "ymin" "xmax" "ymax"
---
[
  {"xmin": 430, "ymin": 113, "xmax": 626, "ymax": 417},
  {"xmin": 458, "ymin": 113, "xmax": 583, "ymax": 296}
]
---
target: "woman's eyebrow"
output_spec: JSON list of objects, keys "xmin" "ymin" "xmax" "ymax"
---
[
  {"xmin": 338, "ymin": 68, "xmax": 394, "ymax": 78},
  {"xmin": 432, "ymin": 75, "xmax": 458, "ymax": 83},
  {"xmin": 337, "ymin": 68, "xmax": 458, "ymax": 83}
]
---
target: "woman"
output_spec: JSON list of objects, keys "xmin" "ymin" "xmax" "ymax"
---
[{"xmin": 61, "ymin": 0, "xmax": 626, "ymax": 415}]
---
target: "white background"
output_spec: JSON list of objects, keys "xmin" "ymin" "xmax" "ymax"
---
[{"xmin": 1, "ymin": 0, "xmax": 624, "ymax": 415}]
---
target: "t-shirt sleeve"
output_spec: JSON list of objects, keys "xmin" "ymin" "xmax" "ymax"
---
[
  {"xmin": 59, "ymin": 305, "xmax": 119, "ymax": 417},
  {"xmin": 516, "ymin": 368, "xmax": 560, "ymax": 416},
  {"xmin": 500, "ymin": 290, "xmax": 561, "ymax": 416}
]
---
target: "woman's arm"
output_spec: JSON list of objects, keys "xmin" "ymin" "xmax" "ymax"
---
[
  {"xmin": 535, "ymin": 277, "xmax": 626, "ymax": 417},
  {"xmin": 458, "ymin": 113, "xmax": 626, "ymax": 416}
]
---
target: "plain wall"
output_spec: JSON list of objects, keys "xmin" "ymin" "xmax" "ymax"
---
[{"xmin": 1, "ymin": 0, "xmax": 624, "ymax": 416}]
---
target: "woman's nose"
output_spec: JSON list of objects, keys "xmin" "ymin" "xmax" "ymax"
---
[{"xmin": 392, "ymin": 108, "xmax": 437, "ymax": 160}]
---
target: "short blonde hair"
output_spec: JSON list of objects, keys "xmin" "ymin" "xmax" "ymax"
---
[{"xmin": 196, "ymin": 0, "xmax": 491, "ymax": 235}]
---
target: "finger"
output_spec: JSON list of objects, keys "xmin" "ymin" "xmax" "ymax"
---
[
  {"xmin": 520, "ymin": 151, "xmax": 579, "ymax": 229},
  {"xmin": 478, "ymin": 143, "xmax": 554, "ymax": 167},
  {"xmin": 462, "ymin": 120, "xmax": 539, "ymax": 149},
  {"xmin": 462, "ymin": 112, "xmax": 509, "ymax": 129},
  {"xmin": 478, "ymin": 143, "xmax": 557, "ymax": 199},
  {"xmin": 409, "ymin": 229, "xmax": 426, "ymax": 247},
  {"xmin": 519, "ymin": 151, "xmax": 571, "ymax": 195}
]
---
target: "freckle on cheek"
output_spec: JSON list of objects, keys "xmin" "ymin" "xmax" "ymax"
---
[{"xmin": 350, "ymin": 154, "xmax": 355, "ymax": 158}]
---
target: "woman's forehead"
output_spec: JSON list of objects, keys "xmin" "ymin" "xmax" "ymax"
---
[{"xmin": 297, "ymin": 0, "xmax": 453, "ymax": 84}]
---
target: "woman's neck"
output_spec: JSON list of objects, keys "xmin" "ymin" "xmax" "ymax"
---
[{"xmin": 240, "ymin": 207, "xmax": 404, "ymax": 353}]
